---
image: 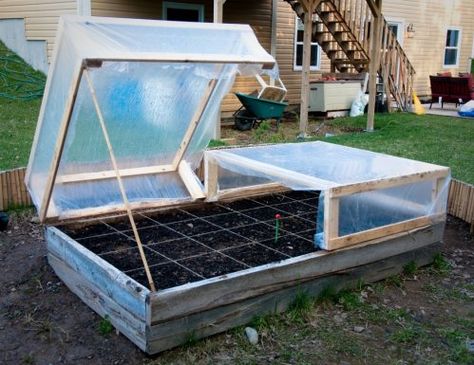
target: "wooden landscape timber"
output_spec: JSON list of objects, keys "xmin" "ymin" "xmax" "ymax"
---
[{"xmin": 45, "ymin": 222, "xmax": 444, "ymax": 354}]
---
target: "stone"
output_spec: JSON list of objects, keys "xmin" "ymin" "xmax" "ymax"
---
[
  {"xmin": 466, "ymin": 339, "xmax": 474, "ymax": 353},
  {"xmin": 244, "ymin": 327, "xmax": 258, "ymax": 345},
  {"xmin": 353, "ymin": 326, "xmax": 365, "ymax": 333}
]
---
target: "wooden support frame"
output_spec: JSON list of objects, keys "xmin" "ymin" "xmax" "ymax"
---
[
  {"xmin": 204, "ymin": 151, "xmax": 336, "ymax": 192},
  {"xmin": 29, "ymin": 14, "xmax": 277, "ymax": 221},
  {"xmin": 39, "ymin": 64, "xmax": 84, "ymax": 222},
  {"xmin": 178, "ymin": 160, "xmax": 205, "ymax": 200},
  {"xmin": 57, "ymin": 164, "xmax": 174, "ymax": 184},
  {"xmin": 204, "ymin": 154, "xmax": 219, "ymax": 202},
  {"xmin": 172, "ymin": 76, "xmax": 220, "ymax": 169},
  {"xmin": 204, "ymin": 145, "xmax": 450, "ymax": 252},
  {"xmin": 322, "ymin": 168, "xmax": 450, "ymax": 251}
]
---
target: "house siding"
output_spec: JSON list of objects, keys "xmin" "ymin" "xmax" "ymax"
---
[
  {"xmin": 91, "ymin": 0, "xmax": 214, "ymax": 21},
  {"xmin": 0, "ymin": 0, "xmax": 78, "ymax": 59},
  {"xmin": 275, "ymin": 0, "xmax": 331, "ymax": 105},
  {"xmin": 382, "ymin": 0, "xmax": 474, "ymax": 97},
  {"xmin": 1, "ymin": 0, "xmax": 473, "ymax": 104}
]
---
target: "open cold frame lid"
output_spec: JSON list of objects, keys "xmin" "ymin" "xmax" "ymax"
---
[{"xmin": 26, "ymin": 16, "xmax": 276, "ymax": 222}]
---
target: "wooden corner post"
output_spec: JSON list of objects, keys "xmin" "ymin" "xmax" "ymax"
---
[{"xmin": 298, "ymin": 0, "xmax": 321, "ymax": 137}]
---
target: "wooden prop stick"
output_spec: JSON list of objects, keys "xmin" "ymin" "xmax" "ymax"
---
[
  {"xmin": 84, "ymin": 69, "xmax": 156, "ymax": 292},
  {"xmin": 171, "ymin": 76, "xmax": 220, "ymax": 169}
]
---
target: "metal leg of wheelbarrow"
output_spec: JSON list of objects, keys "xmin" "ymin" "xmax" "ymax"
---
[{"xmin": 275, "ymin": 118, "xmax": 281, "ymax": 131}]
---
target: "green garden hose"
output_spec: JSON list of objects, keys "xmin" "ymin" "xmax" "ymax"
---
[{"xmin": 0, "ymin": 46, "xmax": 46, "ymax": 100}]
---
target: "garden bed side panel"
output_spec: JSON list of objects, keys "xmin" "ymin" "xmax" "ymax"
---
[
  {"xmin": 45, "ymin": 227, "xmax": 149, "ymax": 351},
  {"xmin": 145, "ymin": 240, "xmax": 443, "ymax": 354},
  {"xmin": 149, "ymin": 223, "xmax": 444, "ymax": 324}
]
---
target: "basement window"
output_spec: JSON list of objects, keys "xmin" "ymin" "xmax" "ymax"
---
[
  {"xmin": 443, "ymin": 27, "xmax": 461, "ymax": 67},
  {"xmin": 294, "ymin": 16, "xmax": 321, "ymax": 71},
  {"xmin": 163, "ymin": 2, "xmax": 204, "ymax": 22}
]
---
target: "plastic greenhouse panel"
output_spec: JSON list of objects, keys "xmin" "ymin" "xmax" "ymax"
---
[
  {"xmin": 205, "ymin": 141, "xmax": 451, "ymax": 250},
  {"xmin": 25, "ymin": 16, "xmax": 276, "ymax": 221}
]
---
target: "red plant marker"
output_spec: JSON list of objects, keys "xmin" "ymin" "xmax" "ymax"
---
[{"xmin": 274, "ymin": 213, "xmax": 281, "ymax": 243}]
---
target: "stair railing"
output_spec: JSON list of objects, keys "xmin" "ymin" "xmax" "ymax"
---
[{"xmin": 284, "ymin": 0, "xmax": 416, "ymax": 111}]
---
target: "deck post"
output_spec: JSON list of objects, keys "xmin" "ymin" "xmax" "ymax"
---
[
  {"xmin": 213, "ymin": 0, "xmax": 226, "ymax": 139},
  {"xmin": 298, "ymin": 0, "xmax": 318, "ymax": 137},
  {"xmin": 366, "ymin": 0, "xmax": 382, "ymax": 132}
]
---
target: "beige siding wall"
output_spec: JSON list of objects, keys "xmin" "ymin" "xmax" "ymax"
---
[
  {"xmin": 221, "ymin": 0, "xmax": 273, "ymax": 111},
  {"xmin": 91, "ymin": 0, "xmax": 214, "ymax": 21},
  {"xmin": 382, "ymin": 0, "xmax": 474, "ymax": 96},
  {"xmin": 275, "ymin": 1, "xmax": 331, "ymax": 106},
  {"xmin": 2, "ymin": 0, "xmax": 472, "ymax": 103},
  {"xmin": 0, "ymin": 0, "xmax": 77, "ymax": 59}
]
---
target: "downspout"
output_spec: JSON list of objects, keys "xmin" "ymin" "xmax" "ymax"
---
[{"xmin": 77, "ymin": 0, "xmax": 91, "ymax": 16}]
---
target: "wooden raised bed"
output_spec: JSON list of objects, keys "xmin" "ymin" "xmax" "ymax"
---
[{"xmin": 45, "ymin": 191, "xmax": 445, "ymax": 354}]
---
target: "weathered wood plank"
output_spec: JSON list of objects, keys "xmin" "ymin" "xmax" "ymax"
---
[
  {"xmin": 45, "ymin": 227, "xmax": 149, "ymax": 319},
  {"xmin": 149, "ymin": 223, "xmax": 444, "ymax": 324},
  {"xmin": 325, "ymin": 213, "xmax": 444, "ymax": 250},
  {"xmin": 178, "ymin": 160, "xmax": 205, "ymax": 200},
  {"xmin": 329, "ymin": 168, "xmax": 449, "ymax": 198},
  {"xmin": 48, "ymin": 253, "xmax": 147, "ymax": 351},
  {"xmin": 56, "ymin": 164, "xmax": 174, "ymax": 184},
  {"xmin": 217, "ymin": 183, "xmax": 287, "ymax": 201},
  {"xmin": 146, "ymin": 241, "xmax": 442, "ymax": 354}
]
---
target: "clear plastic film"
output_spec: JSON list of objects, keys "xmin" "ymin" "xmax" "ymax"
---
[
  {"xmin": 206, "ymin": 142, "xmax": 451, "ymax": 249},
  {"xmin": 26, "ymin": 16, "xmax": 276, "ymax": 219}
]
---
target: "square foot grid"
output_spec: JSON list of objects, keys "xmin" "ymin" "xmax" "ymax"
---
[{"xmin": 61, "ymin": 191, "xmax": 320, "ymax": 290}]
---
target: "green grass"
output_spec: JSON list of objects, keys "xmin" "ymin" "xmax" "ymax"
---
[
  {"xmin": 0, "ymin": 41, "xmax": 44, "ymax": 171},
  {"xmin": 323, "ymin": 113, "xmax": 474, "ymax": 184},
  {"xmin": 98, "ymin": 315, "xmax": 113, "ymax": 336},
  {"xmin": 0, "ymin": 98, "xmax": 41, "ymax": 170}
]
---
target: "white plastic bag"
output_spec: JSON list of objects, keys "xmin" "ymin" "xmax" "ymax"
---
[
  {"xmin": 350, "ymin": 91, "xmax": 369, "ymax": 117},
  {"xmin": 459, "ymin": 100, "xmax": 474, "ymax": 117}
]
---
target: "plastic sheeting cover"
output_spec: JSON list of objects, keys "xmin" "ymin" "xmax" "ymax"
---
[
  {"xmin": 206, "ymin": 141, "xmax": 450, "ymax": 248},
  {"xmin": 26, "ymin": 16, "xmax": 276, "ymax": 218}
]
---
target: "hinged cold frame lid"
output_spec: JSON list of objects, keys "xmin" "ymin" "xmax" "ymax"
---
[{"xmin": 25, "ymin": 16, "xmax": 276, "ymax": 222}]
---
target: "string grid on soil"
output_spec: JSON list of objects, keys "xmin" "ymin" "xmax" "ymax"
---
[{"xmin": 61, "ymin": 191, "xmax": 320, "ymax": 290}]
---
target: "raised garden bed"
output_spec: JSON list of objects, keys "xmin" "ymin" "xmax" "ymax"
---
[
  {"xmin": 46, "ymin": 188, "xmax": 444, "ymax": 354},
  {"xmin": 60, "ymin": 190, "xmax": 320, "ymax": 290}
]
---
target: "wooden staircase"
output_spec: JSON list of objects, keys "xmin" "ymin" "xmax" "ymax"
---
[{"xmin": 285, "ymin": 0, "xmax": 416, "ymax": 111}]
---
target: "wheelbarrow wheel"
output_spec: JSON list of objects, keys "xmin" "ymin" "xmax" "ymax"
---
[{"xmin": 234, "ymin": 110, "xmax": 256, "ymax": 131}]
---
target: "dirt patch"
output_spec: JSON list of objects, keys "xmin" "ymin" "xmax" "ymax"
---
[
  {"xmin": 1, "ymin": 211, "xmax": 472, "ymax": 364},
  {"xmin": 221, "ymin": 116, "xmax": 364, "ymax": 145}
]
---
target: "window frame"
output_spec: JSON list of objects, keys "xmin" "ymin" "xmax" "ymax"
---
[
  {"xmin": 162, "ymin": 1, "xmax": 205, "ymax": 22},
  {"xmin": 443, "ymin": 26, "xmax": 462, "ymax": 68},
  {"xmin": 293, "ymin": 15, "xmax": 321, "ymax": 71}
]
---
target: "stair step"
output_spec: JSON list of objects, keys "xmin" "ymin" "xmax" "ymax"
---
[{"xmin": 332, "ymin": 59, "xmax": 369, "ymax": 64}]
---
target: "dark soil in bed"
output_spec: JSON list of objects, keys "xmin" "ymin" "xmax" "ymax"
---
[{"xmin": 59, "ymin": 191, "xmax": 321, "ymax": 290}]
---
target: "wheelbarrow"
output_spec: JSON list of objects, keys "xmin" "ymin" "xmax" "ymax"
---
[{"xmin": 234, "ymin": 75, "xmax": 288, "ymax": 131}]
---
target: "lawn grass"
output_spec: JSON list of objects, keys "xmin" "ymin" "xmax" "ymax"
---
[
  {"xmin": 0, "ymin": 41, "xmax": 45, "ymax": 171},
  {"xmin": 325, "ymin": 112, "xmax": 474, "ymax": 184},
  {"xmin": 0, "ymin": 98, "xmax": 41, "ymax": 170}
]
